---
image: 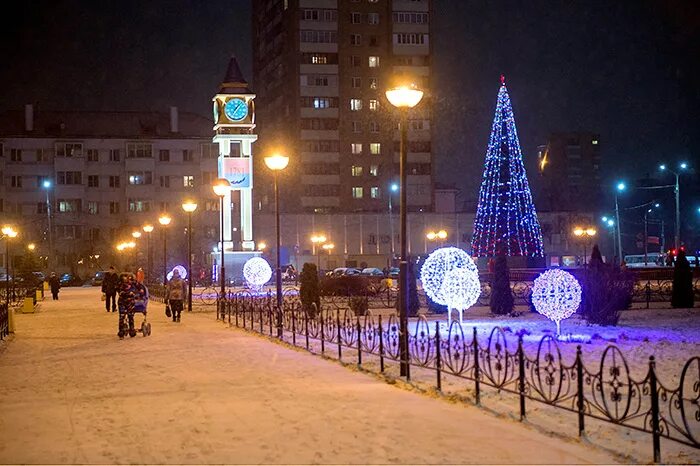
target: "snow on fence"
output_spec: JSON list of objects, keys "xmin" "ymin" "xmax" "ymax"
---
[
  {"xmin": 217, "ymin": 294, "xmax": 699, "ymax": 463},
  {"xmin": 0, "ymin": 302, "xmax": 8, "ymax": 340}
]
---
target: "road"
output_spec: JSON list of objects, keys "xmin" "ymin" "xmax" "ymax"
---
[{"xmin": 0, "ymin": 288, "xmax": 620, "ymax": 464}]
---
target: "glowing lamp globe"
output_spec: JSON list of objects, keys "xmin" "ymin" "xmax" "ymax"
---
[
  {"xmin": 243, "ymin": 257, "xmax": 272, "ymax": 290},
  {"xmin": 385, "ymin": 85, "xmax": 424, "ymax": 109},
  {"xmin": 167, "ymin": 265, "xmax": 188, "ymax": 281},
  {"xmin": 531, "ymin": 269, "xmax": 582, "ymax": 336},
  {"xmin": 264, "ymin": 153, "xmax": 289, "ymax": 171},
  {"xmin": 420, "ymin": 247, "xmax": 480, "ymax": 321}
]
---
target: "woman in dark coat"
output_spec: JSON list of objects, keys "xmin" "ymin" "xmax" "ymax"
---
[{"xmin": 48, "ymin": 273, "xmax": 60, "ymax": 300}]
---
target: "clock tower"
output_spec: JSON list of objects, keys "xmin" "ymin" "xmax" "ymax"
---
[{"xmin": 212, "ymin": 56, "xmax": 258, "ymax": 252}]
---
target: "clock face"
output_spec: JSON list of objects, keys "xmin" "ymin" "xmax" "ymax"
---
[
  {"xmin": 213, "ymin": 101, "xmax": 219, "ymax": 123},
  {"xmin": 224, "ymin": 98, "xmax": 248, "ymax": 121}
]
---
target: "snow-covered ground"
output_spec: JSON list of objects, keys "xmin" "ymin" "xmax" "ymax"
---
[{"xmin": 0, "ymin": 288, "xmax": 625, "ymax": 464}]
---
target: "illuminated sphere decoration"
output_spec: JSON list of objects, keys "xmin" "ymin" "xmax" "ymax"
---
[
  {"xmin": 531, "ymin": 269, "xmax": 582, "ymax": 336},
  {"xmin": 420, "ymin": 247, "xmax": 480, "ymax": 324},
  {"xmin": 167, "ymin": 265, "xmax": 188, "ymax": 281},
  {"xmin": 243, "ymin": 257, "xmax": 272, "ymax": 290}
]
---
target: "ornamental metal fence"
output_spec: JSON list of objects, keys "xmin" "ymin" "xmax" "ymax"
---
[
  {"xmin": 217, "ymin": 294, "xmax": 699, "ymax": 463},
  {"xmin": 0, "ymin": 303, "xmax": 8, "ymax": 340}
]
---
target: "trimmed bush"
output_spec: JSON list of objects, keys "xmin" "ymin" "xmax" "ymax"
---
[
  {"xmin": 320, "ymin": 275, "xmax": 372, "ymax": 296},
  {"xmin": 349, "ymin": 296, "xmax": 369, "ymax": 316},
  {"xmin": 579, "ymin": 246, "xmax": 634, "ymax": 326},
  {"xmin": 299, "ymin": 263, "xmax": 321, "ymax": 318},
  {"xmin": 489, "ymin": 250, "xmax": 513, "ymax": 315},
  {"xmin": 671, "ymin": 250, "xmax": 695, "ymax": 308}
]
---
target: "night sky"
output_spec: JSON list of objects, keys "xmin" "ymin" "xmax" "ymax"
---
[{"xmin": 1, "ymin": 1, "xmax": 698, "ymax": 211}]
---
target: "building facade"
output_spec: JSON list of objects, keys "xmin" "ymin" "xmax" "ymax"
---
[
  {"xmin": 536, "ymin": 132, "xmax": 603, "ymax": 212},
  {"xmin": 0, "ymin": 105, "xmax": 222, "ymax": 279},
  {"xmin": 253, "ymin": 0, "xmax": 433, "ymax": 214}
]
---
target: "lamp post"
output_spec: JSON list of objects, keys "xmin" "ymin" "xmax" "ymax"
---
[
  {"xmin": 182, "ymin": 200, "xmax": 198, "ymax": 313},
  {"xmin": 142, "ymin": 224, "xmax": 154, "ymax": 283},
  {"xmin": 426, "ymin": 229, "xmax": 447, "ymax": 248},
  {"xmin": 573, "ymin": 227, "xmax": 596, "ymax": 266},
  {"xmin": 131, "ymin": 231, "xmax": 142, "ymax": 270},
  {"xmin": 659, "ymin": 162, "xmax": 688, "ymax": 250},
  {"xmin": 212, "ymin": 178, "xmax": 231, "ymax": 301},
  {"xmin": 389, "ymin": 183, "xmax": 398, "ymax": 257},
  {"xmin": 310, "ymin": 234, "xmax": 327, "ymax": 274},
  {"xmin": 614, "ymin": 182, "xmax": 625, "ymax": 265},
  {"xmin": 158, "ymin": 214, "xmax": 172, "ymax": 284},
  {"xmin": 386, "ymin": 83, "xmax": 424, "ymax": 378},
  {"xmin": 2, "ymin": 226, "xmax": 18, "ymax": 309},
  {"xmin": 264, "ymin": 153, "xmax": 290, "ymax": 338},
  {"xmin": 42, "ymin": 180, "xmax": 53, "ymax": 271}
]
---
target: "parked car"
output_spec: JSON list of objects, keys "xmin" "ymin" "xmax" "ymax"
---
[
  {"xmin": 60, "ymin": 273, "xmax": 84, "ymax": 287},
  {"xmin": 91, "ymin": 270, "xmax": 109, "ymax": 286},
  {"xmin": 343, "ymin": 268, "xmax": 362, "ymax": 276},
  {"xmin": 360, "ymin": 267, "xmax": 384, "ymax": 277},
  {"xmin": 388, "ymin": 267, "xmax": 399, "ymax": 279}
]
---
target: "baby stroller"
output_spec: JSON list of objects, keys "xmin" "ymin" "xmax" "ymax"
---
[{"xmin": 118, "ymin": 283, "xmax": 152, "ymax": 338}]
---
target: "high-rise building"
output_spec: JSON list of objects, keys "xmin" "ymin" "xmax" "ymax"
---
[
  {"xmin": 252, "ymin": 0, "xmax": 433, "ymax": 214},
  {"xmin": 536, "ymin": 132, "xmax": 602, "ymax": 212}
]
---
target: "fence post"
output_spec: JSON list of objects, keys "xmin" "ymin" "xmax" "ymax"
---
[
  {"xmin": 336, "ymin": 309, "xmax": 342, "ymax": 360},
  {"xmin": 518, "ymin": 335, "xmax": 526, "ymax": 421},
  {"xmin": 435, "ymin": 321, "xmax": 442, "ymax": 392},
  {"xmin": 292, "ymin": 305, "xmax": 297, "ymax": 346},
  {"xmin": 320, "ymin": 310, "xmax": 325, "ymax": 355},
  {"xmin": 304, "ymin": 308, "xmax": 310, "ymax": 351},
  {"xmin": 473, "ymin": 327, "xmax": 481, "ymax": 405},
  {"xmin": 576, "ymin": 345, "xmax": 585, "ymax": 437},
  {"xmin": 242, "ymin": 301, "xmax": 246, "ymax": 328},
  {"xmin": 357, "ymin": 316, "xmax": 362, "ymax": 366},
  {"xmin": 648, "ymin": 356, "xmax": 661, "ymax": 463},
  {"xmin": 260, "ymin": 302, "xmax": 265, "ymax": 334},
  {"xmin": 378, "ymin": 314, "xmax": 385, "ymax": 373},
  {"xmin": 268, "ymin": 302, "xmax": 273, "ymax": 336}
]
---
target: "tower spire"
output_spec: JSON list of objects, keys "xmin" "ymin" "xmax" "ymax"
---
[{"xmin": 219, "ymin": 55, "xmax": 252, "ymax": 94}]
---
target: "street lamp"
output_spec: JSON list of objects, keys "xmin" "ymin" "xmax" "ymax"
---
[
  {"xmin": 258, "ymin": 242, "xmax": 267, "ymax": 251},
  {"xmin": 27, "ymin": 243, "xmax": 36, "ymax": 251},
  {"xmin": 310, "ymin": 234, "xmax": 327, "ymax": 274},
  {"xmin": 158, "ymin": 214, "xmax": 172, "ymax": 284},
  {"xmin": 573, "ymin": 226, "xmax": 596, "ymax": 266},
  {"xmin": 181, "ymin": 200, "xmax": 198, "ymax": 313},
  {"xmin": 386, "ymin": 82, "xmax": 424, "ymax": 378},
  {"xmin": 42, "ymin": 180, "xmax": 53, "ymax": 271},
  {"xmin": 2, "ymin": 226, "xmax": 18, "ymax": 309},
  {"xmin": 659, "ymin": 162, "xmax": 688, "ymax": 251},
  {"xmin": 614, "ymin": 182, "xmax": 625, "ymax": 265},
  {"xmin": 389, "ymin": 183, "xmax": 399, "ymax": 256},
  {"xmin": 264, "ymin": 153, "xmax": 290, "ymax": 338},
  {"xmin": 212, "ymin": 178, "xmax": 231, "ymax": 301},
  {"xmin": 142, "ymin": 224, "xmax": 154, "ymax": 283}
]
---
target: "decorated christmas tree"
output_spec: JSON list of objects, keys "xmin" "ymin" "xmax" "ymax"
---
[{"xmin": 471, "ymin": 76, "xmax": 544, "ymax": 257}]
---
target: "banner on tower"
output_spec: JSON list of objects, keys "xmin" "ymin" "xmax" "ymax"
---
[{"xmin": 220, "ymin": 157, "xmax": 251, "ymax": 188}]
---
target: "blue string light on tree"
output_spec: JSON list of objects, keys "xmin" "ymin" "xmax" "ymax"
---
[
  {"xmin": 243, "ymin": 257, "xmax": 272, "ymax": 292},
  {"xmin": 471, "ymin": 76, "xmax": 544, "ymax": 258},
  {"xmin": 531, "ymin": 269, "xmax": 581, "ymax": 336},
  {"xmin": 420, "ymin": 247, "xmax": 480, "ymax": 325}
]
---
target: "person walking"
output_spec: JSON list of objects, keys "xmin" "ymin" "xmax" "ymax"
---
[
  {"xmin": 102, "ymin": 266, "xmax": 119, "ymax": 312},
  {"xmin": 165, "ymin": 268, "xmax": 187, "ymax": 322},
  {"xmin": 48, "ymin": 273, "xmax": 60, "ymax": 300}
]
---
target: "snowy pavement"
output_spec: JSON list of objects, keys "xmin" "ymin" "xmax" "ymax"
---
[{"xmin": 0, "ymin": 288, "xmax": 622, "ymax": 464}]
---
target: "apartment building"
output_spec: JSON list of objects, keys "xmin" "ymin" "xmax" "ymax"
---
[
  {"xmin": 253, "ymin": 0, "xmax": 433, "ymax": 214},
  {"xmin": 0, "ymin": 105, "xmax": 221, "ymax": 276},
  {"xmin": 536, "ymin": 132, "xmax": 603, "ymax": 212}
]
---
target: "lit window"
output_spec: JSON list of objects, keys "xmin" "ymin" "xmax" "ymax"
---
[
  {"xmin": 369, "ymin": 77, "xmax": 378, "ymax": 89},
  {"xmin": 370, "ymin": 143, "xmax": 381, "ymax": 155},
  {"xmin": 352, "ymin": 187, "xmax": 364, "ymax": 198},
  {"xmin": 183, "ymin": 175, "xmax": 195, "ymax": 188},
  {"xmin": 351, "ymin": 143, "xmax": 363, "ymax": 155},
  {"xmin": 87, "ymin": 201, "xmax": 98, "ymax": 215},
  {"xmin": 352, "ymin": 166, "xmax": 363, "ymax": 177},
  {"xmin": 371, "ymin": 187, "xmax": 381, "ymax": 199},
  {"xmin": 350, "ymin": 99, "xmax": 362, "ymax": 111},
  {"xmin": 369, "ymin": 165, "xmax": 379, "ymax": 176},
  {"xmin": 592, "ymin": 140, "xmax": 599, "ymax": 145},
  {"xmin": 369, "ymin": 99, "xmax": 379, "ymax": 111},
  {"xmin": 368, "ymin": 56, "xmax": 379, "ymax": 68}
]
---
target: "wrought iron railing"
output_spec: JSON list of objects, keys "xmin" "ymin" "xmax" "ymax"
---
[
  {"xmin": 217, "ymin": 294, "xmax": 699, "ymax": 463},
  {"xmin": 0, "ymin": 303, "xmax": 8, "ymax": 340}
]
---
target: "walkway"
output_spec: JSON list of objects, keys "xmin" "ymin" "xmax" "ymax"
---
[{"xmin": 0, "ymin": 288, "xmax": 619, "ymax": 464}]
